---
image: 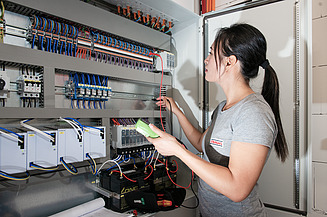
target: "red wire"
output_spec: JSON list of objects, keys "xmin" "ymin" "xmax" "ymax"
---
[
  {"xmin": 111, "ymin": 170, "xmax": 137, "ymax": 182},
  {"xmin": 144, "ymin": 165, "xmax": 153, "ymax": 180},
  {"xmin": 169, "ymin": 159, "xmax": 178, "ymax": 173},
  {"xmin": 166, "ymin": 160, "xmax": 193, "ymax": 189}
]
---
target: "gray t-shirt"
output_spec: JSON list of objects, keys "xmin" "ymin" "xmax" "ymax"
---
[{"xmin": 199, "ymin": 93, "xmax": 277, "ymax": 217}]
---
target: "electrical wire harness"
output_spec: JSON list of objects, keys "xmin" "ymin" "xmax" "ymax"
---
[{"xmin": 26, "ymin": 15, "xmax": 156, "ymax": 73}]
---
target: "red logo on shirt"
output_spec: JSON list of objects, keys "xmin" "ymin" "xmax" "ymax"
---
[{"xmin": 210, "ymin": 139, "xmax": 223, "ymax": 148}]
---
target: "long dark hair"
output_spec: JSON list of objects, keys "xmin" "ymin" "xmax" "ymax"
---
[{"xmin": 213, "ymin": 23, "xmax": 288, "ymax": 162}]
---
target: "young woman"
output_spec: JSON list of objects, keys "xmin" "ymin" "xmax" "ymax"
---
[{"xmin": 147, "ymin": 23, "xmax": 288, "ymax": 216}]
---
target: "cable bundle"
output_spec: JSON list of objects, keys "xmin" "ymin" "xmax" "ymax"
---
[
  {"xmin": 29, "ymin": 16, "xmax": 78, "ymax": 56},
  {"xmin": 116, "ymin": 5, "xmax": 173, "ymax": 35}
]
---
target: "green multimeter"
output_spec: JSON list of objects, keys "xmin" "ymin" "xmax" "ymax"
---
[{"xmin": 135, "ymin": 119, "xmax": 159, "ymax": 138}]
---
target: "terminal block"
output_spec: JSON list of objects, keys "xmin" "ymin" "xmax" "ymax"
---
[
  {"xmin": 155, "ymin": 51, "xmax": 175, "ymax": 72},
  {"xmin": 65, "ymin": 72, "xmax": 112, "ymax": 109},
  {"xmin": 111, "ymin": 125, "xmax": 154, "ymax": 154}
]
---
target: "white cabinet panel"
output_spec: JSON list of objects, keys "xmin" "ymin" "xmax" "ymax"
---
[
  {"xmin": 312, "ymin": 66, "xmax": 327, "ymax": 114},
  {"xmin": 313, "ymin": 0, "xmax": 327, "ymax": 19},
  {"xmin": 312, "ymin": 115, "xmax": 327, "ymax": 163},
  {"xmin": 312, "ymin": 17, "xmax": 327, "ymax": 67},
  {"xmin": 313, "ymin": 162, "xmax": 327, "ymax": 213}
]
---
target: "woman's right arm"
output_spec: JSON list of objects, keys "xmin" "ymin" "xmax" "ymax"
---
[{"xmin": 156, "ymin": 96, "xmax": 206, "ymax": 152}]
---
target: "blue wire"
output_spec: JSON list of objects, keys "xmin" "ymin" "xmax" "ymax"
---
[
  {"xmin": 164, "ymin": 29, "xmax": 171, "ymax": 34},
  {"xmin": 65, "ymin": 41, "xmax": 67, "ymax": 55},
  {"xmin": 60, "ymin": 41, "xmax": 63, "ymax": 54},
  {"xmin": 106, "ymin": 157, "xmax": 136, "ymax": 171},
  {"xmin": 114, "ymin": 39, "xmax": 117, "ymax": 47},
  {"xmin": 104, "ymin": 35, "xmax": 108, "ymax": 46},
  {"xmin": 32, "ymin": 35, "xmax": 36, "ymax": 49},
  {"xmin": 0, "ymin": 127, "xmax": 23, "ymax": 138},
  {"xmin": 86, "ymin": 153, "xmax": 96, "ymax": 174},
  {"xmin": 0, "ymin": 170, "xmax": 30, "ymax": 180},
  {"xmin": 119, "ymin": 40, "xmax": 122, "ymax": 49},
  {"xmin": 46, "ymin": 38, "xmax": 50, "ymax": 51},
  {"xmin": 60, "ymin": 157, "xmax": 78, "ymax": 174},
  {"xmin": 109, "ymin": 37, "xmax": 112, "ymax": 46},
  {"xmin": 22, "ymin": 119, "xmax": 33, "ymax": 123},
  {"xmin": 97, "ymin": 75, "xmax": 101, "ymax": 86},
  {"xmin": 144, "ymin": 150, "xmax": 157, "ymax": 168}
]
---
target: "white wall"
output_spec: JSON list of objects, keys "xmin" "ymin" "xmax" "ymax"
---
[{"xmin": 171, "ymin": 0, "xmax": 200, "ymax": 14}]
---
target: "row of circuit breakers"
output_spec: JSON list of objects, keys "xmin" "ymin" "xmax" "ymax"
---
[{"xmin": 0, "ymin": 120, "xmax": 154, "ymax": 175}]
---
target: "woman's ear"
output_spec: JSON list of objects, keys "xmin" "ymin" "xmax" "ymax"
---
[{"xmin": 226, "ymin": 55, "xmax": 237, "ymax": 68}]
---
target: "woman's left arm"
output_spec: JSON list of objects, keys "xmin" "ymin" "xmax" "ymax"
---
[{"xmin": 147, "ymin": 124, "xmax": 269, "ymax": 203}]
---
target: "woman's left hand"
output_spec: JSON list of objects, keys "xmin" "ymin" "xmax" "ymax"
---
[{"xmin": 146, "ymin": 124, "xmax": 185, "ymax": 156}]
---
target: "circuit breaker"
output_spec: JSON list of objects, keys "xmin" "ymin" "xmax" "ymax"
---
[
  {"xmin": 0, "ymin": 132, "xmax": 27, "ymax": 174},
  {"xmin": 83, "ymin": 126, "xmax": 106, "ymax": 160},
  {"xmin": 17, "ymin": 73, "xmax": 42, "ymax": 98},
  {"xmin": 26, "ymin": 130, "xmax": 58, "ymax": 170},
  {"xmin": 57, "ymin": 128, "xmax": 83, "ymax": 164}
]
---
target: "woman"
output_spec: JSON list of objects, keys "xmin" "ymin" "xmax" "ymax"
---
[{"xmin": 147, "ymin": 23, "xmax": 288, "ymax": 216}]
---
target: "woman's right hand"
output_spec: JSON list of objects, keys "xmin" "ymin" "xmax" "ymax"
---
[{"xmin": 155, "ymin": 96, "xmax": 180, "ymax": 114}]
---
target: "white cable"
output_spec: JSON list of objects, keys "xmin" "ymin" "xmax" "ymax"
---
[
  {"xmin": 154, "ymin": 151, "xmax": 160, "ymax": 167},
  {"xmin": 113, "ymin": 155, "xmax": 122, "ymax": 162},
  {"xmin": 0, "ymin": 130, "xmax": 23, "ymax": 143},
  {"xmin": 60, "ymin": 118, "xmax": 81, "ymax": 136},
  {"xmin": 84, "ymin": 126, "xmax": 101, "ymax": 133},
  {"xmin": 123, "ymin": 155, "xmax": 130, "ymax": 163},
  {"xmin": 145, "ymin": 150, "xmax": 152, "ymax": 159},
  {"xmin": 58, "ymin": 117, "xmax": 83, "ymax": 139},
  {"xmin": 97, "ymin": 159, "xmax": 122, "ymax": 175},
  {"xmin": 20, "ymin": 120, "xmax": 54, "ymax": 142}
]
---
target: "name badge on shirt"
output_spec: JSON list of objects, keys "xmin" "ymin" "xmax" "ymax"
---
[{"xmin": 210, "ymin": 138, "xmax": 224, "ymax": 148}]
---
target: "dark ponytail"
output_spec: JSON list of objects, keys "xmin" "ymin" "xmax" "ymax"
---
[
  {"xmin": 214, "ymin": 23, "xmax": 288, "ymax": 162},
  {"xmin": 261, "ymin": 64, "xmax": 288, "ymax": 162}
]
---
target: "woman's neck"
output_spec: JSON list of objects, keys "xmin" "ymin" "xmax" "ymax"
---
[{"xmin": 222, "ymin": 83, "xmax": 254, "ymax": 111}]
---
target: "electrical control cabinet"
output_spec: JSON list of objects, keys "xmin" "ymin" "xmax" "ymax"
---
[
  {"xmin": 26, "ymin": 130, "xmax": 58, "ymax": 170},
  {"xmin": 0, "ymin": 132, "xmax": 27, "ymax": 174},
  {"xmin": 83, "ymin": 126, "xmax": 106, "ymax": 160},
  {"xmin": 57, "ymin": 128, "xmax": 84, "ymax": 164},
  {"xmin": 0, "ymin": 0, "xmax": 174, "ymax": 216}
]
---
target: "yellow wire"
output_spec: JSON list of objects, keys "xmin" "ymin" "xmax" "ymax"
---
[
  {"xmin": 31, "ymin": 165, "xmax": 59, "ymax": 171},
  {"xmin": 88, "ymin": 154, "xmax": 97, "ymax": 175},
  {"xmin": 61, "ymin": 160, "xmax": 78, "ymax": 175},
  {"xmin": 0, "ymin": 172, "xmax": 30, "ymax": 181},
  {"xmin": 0, "ymin": 1, "xmax": 4, "ymax": 19}
]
